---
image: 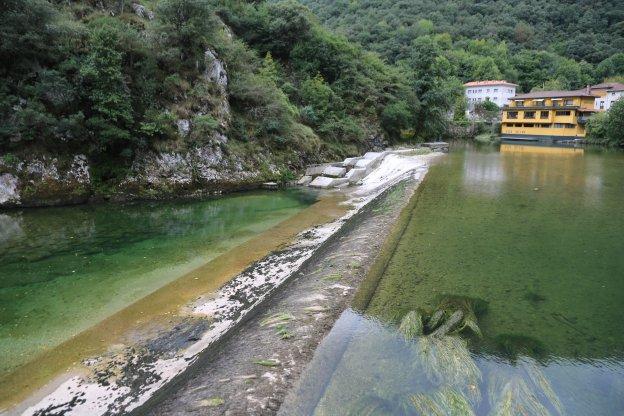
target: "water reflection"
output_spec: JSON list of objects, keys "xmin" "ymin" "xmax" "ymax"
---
[
  {"xmin": 284, "ymin": 309, "xmax": 624, "ymax": 415},
  {"xmin": 0, "ymin": 190, "xmax": 315, "ymax": 376},
  {"xmin": 283, "ymin": 144, "xmax": 624, "ymax": 415}
]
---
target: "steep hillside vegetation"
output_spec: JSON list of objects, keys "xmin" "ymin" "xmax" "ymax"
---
[
  {"xmin": 0, "ymin": 0, "xmax": 425, "ymax": 206},
  {"xmin": 299, "ymin": 0, "xmax": 624, "ymax": 92}
]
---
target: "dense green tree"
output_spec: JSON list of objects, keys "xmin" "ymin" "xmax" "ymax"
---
[
  {"xmin": 596, "ymin": 53, "xmax": 624, "ymax": 80},
  {"xmin": 587, "ymin": 100, "xmax": 624, "ymax": 146},
  {"xmin": 381, "ymin": 101, "xmax": 414, "ymax": 140},
  {"xmin": 80, "ymin": 26, "xmax": 134, "ymax": 153},
  {"xmin": 156, "ymin": 0, "xmax": 217, "ymax": 74},
  {"xmin": 453, "ymin": 96, "xmax": 468, "ymax": 122},
  {"xmin": 403, "ymin": 36, "xmax": 461, "ymax": 140},
  {"xmin": 300, "ymin": 0, "xmax": 623, "ymax": 65}
]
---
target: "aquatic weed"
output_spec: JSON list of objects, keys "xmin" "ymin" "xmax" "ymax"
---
[
  {"xmin": 323, "ymin": 273, "xmax": 343, "ymax": 282},
  {"xmin": 260, "ymin": 312, "xmax": 294, "ymax": 327},
  {"xmin": 493, "ymin": 334, "xmax": 547, "ymax": 361},
  {"xmin": 399, "ymin": 310, "xmax": 424, "ymax": 340},
  {"xmin": 275, "ymin": 323, "xmax": 293, "ymax": 340},
  {"xmin": 253, "ymin": 359, "xmax": 280, "ymax": 367}
]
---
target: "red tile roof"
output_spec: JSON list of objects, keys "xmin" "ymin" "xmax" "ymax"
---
[{"xmin": 463, "ymin": 80, "xmax": 518, "ymax": 87}]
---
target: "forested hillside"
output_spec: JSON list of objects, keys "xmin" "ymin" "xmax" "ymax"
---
[
  {"xmin": 0, "ymin": 0, "xmax": 427, "ymax": 205},
  {"xmin": 299, "ymin": 0, "xmax": 624, "ymax": 92}
]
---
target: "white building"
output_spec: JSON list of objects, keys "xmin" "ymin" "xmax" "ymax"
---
[
  {"xmin": 592, "ymin": 83, "xmax": 624, "ymax": 111},
  {"xmin": 464, "ymin": 80, "xmax": 518, "ymax": 110}
]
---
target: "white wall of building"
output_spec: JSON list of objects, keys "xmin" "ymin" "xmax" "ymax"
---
[
  {"xmin": 465, "ymin": 84, "xmax": 516, "ymax": 109},
  {"xmin": 595, "ymin": 90, "xmax": 624, "ymax": 111}
]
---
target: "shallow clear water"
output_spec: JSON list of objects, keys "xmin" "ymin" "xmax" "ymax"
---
[
  {"xmin": 288, "ymin": 143, "xmax": 624, "ymax": 415},
  {"xmin": 0, "ymin": 190, "xmax": 316, "ymax": 377}
]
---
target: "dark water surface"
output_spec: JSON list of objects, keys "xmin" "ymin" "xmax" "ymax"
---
[
  {"xmin": 0, "ymin": 190, "xmax": 316, "ymax": 378},
  {"xmin": 287, "ymin": 144, "xmax": 624, "ymax": 415}
]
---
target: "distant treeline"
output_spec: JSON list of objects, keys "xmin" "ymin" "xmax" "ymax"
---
[{"xmin": 299, "ymin": 0, "xmax": 624, "ymax": 92}]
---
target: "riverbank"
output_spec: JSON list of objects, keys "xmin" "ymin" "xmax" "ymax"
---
[{"xmin": 4, "ymin": 151, "xmax": 442, "ymax": 415}]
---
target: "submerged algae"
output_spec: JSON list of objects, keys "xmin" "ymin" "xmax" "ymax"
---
[{"xmin": 288, "ymin": 145, "xmax": 624, "ymax": 416}]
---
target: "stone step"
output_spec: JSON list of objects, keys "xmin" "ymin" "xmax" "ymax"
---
[
  {"xmin": 345, "ymin": 167, "xmax": 367, "ymax": 184},
  {"xmin": 305, "ymin": 164, "xmax": 332, "ymax": 177},
  {"xmin": 341, "ymin": 157, "xmax": 362, "ymax": 168},
  {"xmin": 322, "ymin": 166, "xmax": 347, "ymax": 178},
  {"xmin": 309, "ymin": 176, "xmax": 349, "ymax": 189},
  {"xmin": 297, "ymin": 175, "xmax": 313, "ymax": 186}
]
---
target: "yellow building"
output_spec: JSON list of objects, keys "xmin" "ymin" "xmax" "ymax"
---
[{"xmin": 501, "ymin": 89, "xmax": 599, "ymax": 141}]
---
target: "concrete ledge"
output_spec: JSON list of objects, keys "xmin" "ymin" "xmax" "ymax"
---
[
  {"xmin": 305, "ymin": 164, "xmax": 332, "ymax": 177},
  {"xmin": 309, "ymin": 176, "xmax": 348, "ymax": 189},
  {"xmin": 345, "ymin": 168, "xmax": 367, "ymax": 184},
  {"xmin": 322, "ymin": 166, "xmax": 347, "ymax": 178},
  {"xmin": 297, "ymin": 175, "xmax": 313, "ymax": 186},
  {"xmin": 342, "ymin": 157, "xmax": 362, "ymax": 167}
]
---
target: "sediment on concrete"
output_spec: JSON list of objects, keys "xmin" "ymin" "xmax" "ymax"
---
[{"xmin": 144, "ymin": 170, "xmax": 432, "ymax": 415}]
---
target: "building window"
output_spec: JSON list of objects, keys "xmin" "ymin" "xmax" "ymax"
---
[
  {"xmin": 515, "ymin": 101, "xmax": 524, "ymax": 107},
  {"xmin": 564, "ymin": 99, "xmax": 574, "ymax": 106},
  {"xmin": 493, "ymin": 88, "xmax": 498, "ymax": 92},
  {"xmin": 535, "ymin": 101, "xmax": 545, "ymax": 107},
  {"xmin": 507, "ymin": 111, "xmax": 518, "ymax": 119},
  {"xmin": 600, "ymin": 102, "xmax": 605, "ymax": 109},
  {"xmin": 566, "ymin": 124, "xmax": 575, "ymax": 129},
  {"xmin": 540, "ymin": 111, "xmax": 549, "ymax": 119},
  {"xmin": 555, "ymin": 110, "xmax": 571, "ymax": 116},
  {"xmin": 524, "ymin": 111, "xmax": 535, "ymax": 119},
  {"xmin": 553, "ymin": 123, "xmax": 564, "ymax": 128},
  {"xmin": 523, "ymin": 123, "xmax": 534, "ymax": 127}
]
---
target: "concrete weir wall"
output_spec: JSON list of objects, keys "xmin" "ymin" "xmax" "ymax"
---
[
  {"xmin": 301, "ymin": 144, "xmax": 448, "ymax": 190},
  {"xmin": 15, "ymin": 150, "xmax": 443, "ymax": 416}
]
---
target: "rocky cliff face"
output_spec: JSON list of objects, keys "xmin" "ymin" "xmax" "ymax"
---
[
  {"xmin": 120, "ymin": 133, "xmax": 278, "ymax": 199},
  {"xmin": 0, "ymin": 49, "xmax": 281, "ymax": 208},
  {"xmin": 0, "ymin": 155, "xmax": 91, "ymax": 208}
]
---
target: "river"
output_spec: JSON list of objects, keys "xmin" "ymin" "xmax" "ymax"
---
[
  {"xmin": 0, "ymin": 189, "xmax": 318, "ymax": 405},
  {"xmin": 284, "ymin": 143, "xmax": 624, "ymax": 415}
]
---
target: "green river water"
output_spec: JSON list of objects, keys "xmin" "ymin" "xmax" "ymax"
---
[
  {"xmin": 0, "ymin": 190, "xmax": 316, "ymax": 379},
  {"xmin": 288, "ymin": 143, "xmax": 624, "ymax": 415}
]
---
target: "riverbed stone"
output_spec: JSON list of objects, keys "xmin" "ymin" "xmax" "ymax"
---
[{"xmin": 322, "ymin": 166, "xmax": 346, "ymax": 178}]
